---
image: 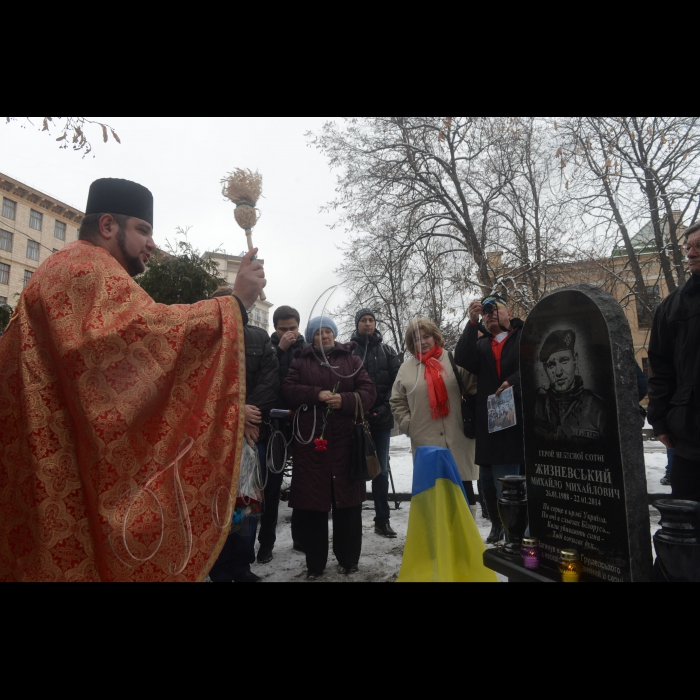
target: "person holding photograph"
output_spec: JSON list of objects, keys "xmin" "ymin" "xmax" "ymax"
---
[{"xmin": 455, "ymin": 295, "xmax": 525, "ymax": 545}]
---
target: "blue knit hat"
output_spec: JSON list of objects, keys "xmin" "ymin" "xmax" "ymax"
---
[{"xmin": 306, "ymin": 316, "xmax": 338, "ymax": 343}]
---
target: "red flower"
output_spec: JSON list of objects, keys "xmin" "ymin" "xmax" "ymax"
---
[{"xmin": 315, "ymin": 439, "xmax": 328, "ymax": 452}]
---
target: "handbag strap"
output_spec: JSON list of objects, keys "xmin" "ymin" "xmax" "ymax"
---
[
  {"xmin": 448, "ymin": 351, "xmax": 467, "ymax": 401},
  {"xmin": 353, "ymin": 392, "xmax": 363, "ymax": 425},
  {"xmin": 354, "ymin": 391, "xmax": 374, "ymax": 430}
]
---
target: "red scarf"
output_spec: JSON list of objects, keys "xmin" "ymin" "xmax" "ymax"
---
[{"xmin": 418, "ymin": 346, "xmax": 450, "ymax": 420}]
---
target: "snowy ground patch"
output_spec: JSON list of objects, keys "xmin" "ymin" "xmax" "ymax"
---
[{"xmin": 250, "ymin": 500, "xmax": 499, "ymax": 583}]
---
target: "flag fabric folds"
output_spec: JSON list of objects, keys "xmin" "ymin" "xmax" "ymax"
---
[{"xmin": 398, "ymin": 447, "xmax": 498, "ymax": 583}]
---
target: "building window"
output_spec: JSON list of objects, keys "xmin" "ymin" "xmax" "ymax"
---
[
  {"xmin": 29, "ymin": 210, "xmax": 43, "ymax": 231},
  {"xmin": 27, "ymin": 240, "xmax": 40, "ymax": 262},
  {"xmin": 54, "ymin": 221, "xmax": 67, "ymax": 241},
  {"xmin": 0, "ymin": 263, "xmax": 10, "ymax": 285},
  {"xmin": 2, "ymin": 198, "xmax": 16, "ymax": 220},
  {"xmin": 0, "ymin": 229, "xmax": 12, "ymax": 253},
  {"xmin": 643, "ymin": 357, "xmax": 652, "ymax": 381},
  {"xmin": 23, "ymin": 270, "xmax": 33, "ymax": 288},
  {"xmin": 637, "ymin": 286, "xmax": 661, "ymax": 329},
  {"xmin": 0, "ymin": 296, "xmax": 7, "ymax": 305}
]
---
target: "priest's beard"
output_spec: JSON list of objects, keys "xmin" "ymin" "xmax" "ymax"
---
[{"xmin": 117, "ymin": 228, "xmax": 147, "ymax": 278}]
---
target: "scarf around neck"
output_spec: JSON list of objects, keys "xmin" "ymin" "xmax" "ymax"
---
[{"xmin": 417, "ymin": 345, "xmax": 450, "ymax": 420}]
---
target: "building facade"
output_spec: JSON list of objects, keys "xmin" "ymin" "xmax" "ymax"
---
[
  {"xmin": 205, "ymin": 251, "xmax": 274, "ymax": 333},
  {"xmin": 0, "ymin": 172, "xmax": 83, "ymax": 307}
]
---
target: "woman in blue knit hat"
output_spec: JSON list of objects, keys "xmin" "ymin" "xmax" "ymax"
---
[{"xmin": 282, "ymin": 316, "xmax": 377, "ymax": 580}]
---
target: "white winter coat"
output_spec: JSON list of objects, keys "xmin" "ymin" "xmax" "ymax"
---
[{"xmin": 390, "ymin": 351, "xmax": 478, "ymax": 482}]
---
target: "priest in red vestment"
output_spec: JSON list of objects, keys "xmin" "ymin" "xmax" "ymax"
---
[{"xmin": 0, "ymin": 179, "xmax": 266, "ymax": 582}]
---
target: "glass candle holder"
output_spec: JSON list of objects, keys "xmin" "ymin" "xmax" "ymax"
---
[
  {"xmin": 559, "ymin": 549, "xmax": 583, "ymax": 583},
  {"xmin": 521, "ymin": 538, "xmax": 542, "ymax": 571}
]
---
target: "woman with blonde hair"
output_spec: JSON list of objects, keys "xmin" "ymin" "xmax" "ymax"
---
[{"xmin": 391, "ymin": 319, "xmax": 479, "ymax": 509}]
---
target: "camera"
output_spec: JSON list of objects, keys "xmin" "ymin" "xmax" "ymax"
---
[{"xmin": 482, "ymin": 302, "xmax": 497, "ymax": 317}]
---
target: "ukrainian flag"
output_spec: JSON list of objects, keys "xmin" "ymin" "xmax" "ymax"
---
[{"xmin": 398, "ymin": 447, "xmax": 498, "ymax": 583}]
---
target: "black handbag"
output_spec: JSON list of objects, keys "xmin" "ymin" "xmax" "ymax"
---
[
  {"xmin": 448, "ymin": 351, "xmax": 477, "ymax": 440},
  {"xmin": 350, "ymin": 392, "xmax": 383, "ymax": 482}
]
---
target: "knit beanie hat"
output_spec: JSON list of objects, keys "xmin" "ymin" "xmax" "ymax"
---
[
  {"xmin": 355, "ymin": 308, "xmax": 377, "ymax": 330},
  {"xmin": 306, "ymin": 316, "xmax": 339, "ymax": 343}
]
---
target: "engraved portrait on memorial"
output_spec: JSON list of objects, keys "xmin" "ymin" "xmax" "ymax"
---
[{"xmin": 534, "ymin": 330, "xmax": 606, "ymax": 443}]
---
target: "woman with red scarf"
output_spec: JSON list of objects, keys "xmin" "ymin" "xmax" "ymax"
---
[{"xmin": 390, "ymin": 319, "xmax": 479, "ymax": 509}]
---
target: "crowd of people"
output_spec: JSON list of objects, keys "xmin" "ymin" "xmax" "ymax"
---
[
  {"xmin": 215, "ymin": 221, "xmax": 700, "ymax": 583},
  {"xmin": 211, "ymin": 293, "xmax": 531, "ymax": 582},
  {"xmin": 0, "ymin": 176, "xmax": 698, "ymax": 583}
]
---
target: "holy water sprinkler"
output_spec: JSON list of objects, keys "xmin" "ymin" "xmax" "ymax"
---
[{"xmin": 221, "ymin": 168, "xmax": 267, "ymax": 301}]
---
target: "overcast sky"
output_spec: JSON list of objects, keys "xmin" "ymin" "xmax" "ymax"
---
[{"xmin": 0, "ymin": 117, "xmax": 349, "ymax": 331}]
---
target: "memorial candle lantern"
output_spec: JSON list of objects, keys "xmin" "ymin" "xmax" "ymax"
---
[
  {"xmin": 521, "ymin": 538, "xmax": 542, "ymax": 571},
  {"xmin": 559, "ymin": 549, "xmax": 583, "ymax": 583}
]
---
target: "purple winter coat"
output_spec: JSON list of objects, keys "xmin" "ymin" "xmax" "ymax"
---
[{"xmin": 281, "ymin": 343, "xmax": 378, "ymax": 512}]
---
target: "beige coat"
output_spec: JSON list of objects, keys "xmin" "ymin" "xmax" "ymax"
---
[{"xmin": 391, "ymin": 352, "xmax": 478, "ymax": 482}]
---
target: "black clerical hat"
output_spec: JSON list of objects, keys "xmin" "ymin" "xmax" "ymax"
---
[
  {"xmin": 540, "ymin": 330, "xmax": 576, "ymax": 363},
  {"xmin": 85, "ymin": 178, "xmax": 154, "ymax": 226}
]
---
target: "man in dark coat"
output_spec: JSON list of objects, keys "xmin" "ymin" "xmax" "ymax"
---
[
  {"xmin": 455, "ymin": 294, "xmax": 525, "ymax": 545},
  {"xmin": 351, "ymin": 309, "xmax": 402, "ymax": 539},
  {"xmin": 534, "ymin": 330, "xmax": 606, "ymax": 443},
  {"xmin": 257, "ymin": 306, "xmax": 310, "ymax": 564},
  {"xmin": 271, "ymin": 306, "xmax": 310, "ymax": 384},
  {"xmin": 209, "ymin": 288, "xmax": 280, "ymax": 583},
  {"xmin": 282, "ymin": 316, "xmax": 377, "ymax": 580},
  {"xmin": 648, "ymin": 223, "xmax": 700, "ymax": 501}
]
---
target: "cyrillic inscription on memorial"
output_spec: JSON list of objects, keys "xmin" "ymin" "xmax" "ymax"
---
[{"xmin": 521, "ymin": 284, "xmax": 653, "ymax": 583}]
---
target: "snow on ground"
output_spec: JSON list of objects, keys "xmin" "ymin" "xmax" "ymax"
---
[
  {"xmin": 249, "ymin": 437, "xmax": 669, "ymax": 583},
  {"xmin": 252, "ymin": 503, "xmax": 408, "ymax": 583},
  {"xmin": 251, "ymin": 499, "xmax": 501, "ymax": 583},
  {"xmin": 645, "ymin": 442, "xmax": 672, "ymax": 494}
]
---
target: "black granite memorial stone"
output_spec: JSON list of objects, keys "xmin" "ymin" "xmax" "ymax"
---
[{"xmin": 521, "ymin": 284, "xmax": 653, "ymax": 583}]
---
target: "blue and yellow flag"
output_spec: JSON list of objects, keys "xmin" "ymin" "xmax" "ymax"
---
[{"xmin": 398, "ymin": 447, "xmax": 498, "ymax": 583}]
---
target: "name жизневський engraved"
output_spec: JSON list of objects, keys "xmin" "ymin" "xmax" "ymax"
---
[{"xmin": 521, "ymin": 285, "xmax": 654, "ymax": 583}]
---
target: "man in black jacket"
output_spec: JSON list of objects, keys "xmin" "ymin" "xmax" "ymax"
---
[
  {"xmin": 271, "ymin": 306, "xmax": 310, "ymax": 384},
  {"xmin": 260, "ymin": 306, "xmax": 310, "ymax": 562},
  {"xmin": 648, "ymin": 224, "xmax": 700, "ymax": 501},
  {"xmin": 209, "ymin": 288, "xmax": 280, "ymax": 582},
  {"xmin": 351, "ymin": 309, "xmax": 402, "ymax": 539},
  {"xmin": 455, "ymin": 294, "xmax": 525, "ymax": 545}
]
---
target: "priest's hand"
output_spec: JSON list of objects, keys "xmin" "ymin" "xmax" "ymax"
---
[{"xmin": 234, "ymin": 248, "xmax": 267, "ymax": 310}]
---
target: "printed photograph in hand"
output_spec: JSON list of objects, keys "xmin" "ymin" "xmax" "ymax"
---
[{"xmin": 488, "ymin": 387, "xmax": 518, "ymax": 434}]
